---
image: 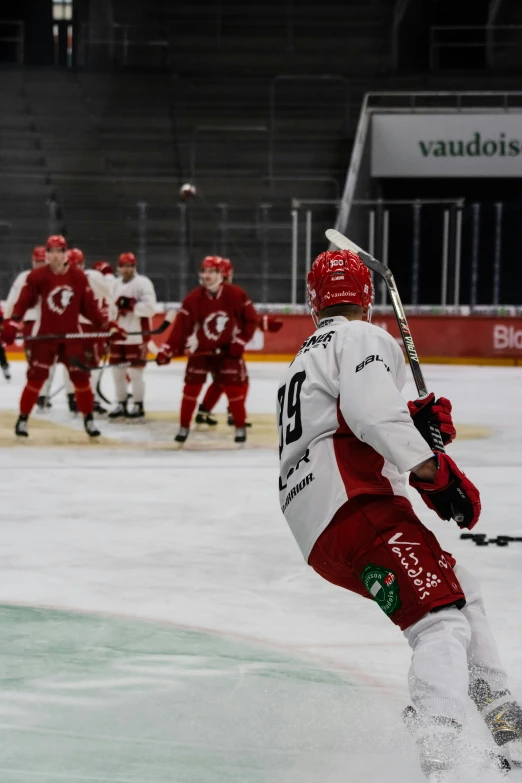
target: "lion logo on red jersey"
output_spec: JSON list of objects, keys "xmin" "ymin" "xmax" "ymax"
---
[
  {"xmin": 47, "ymin": 285, "xmax": 75, "ymax": 315},
  {"xmin": 203, "ymin": 311, "xmax": 229, "ymax": 341}
]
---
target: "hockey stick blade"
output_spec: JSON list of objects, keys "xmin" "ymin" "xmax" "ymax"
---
[{"xmin": 326, "ymin": 229, "xmax": 391, "ymax": 280}]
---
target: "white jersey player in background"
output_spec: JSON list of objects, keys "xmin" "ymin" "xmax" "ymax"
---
[
  {"xmin": 277, "ymin": 249, "xmax": 522, "ymax": 781},
  {"xmin": 108, "ymin": 252, "xmax": 157, "ymax": 420},
  {"xmin": 65, "ymin": 248, "xmax": 114, "ymax": 414},
  {"xmin": 4, "ymin": 246, "xmax": 47, "ymax": 396}
]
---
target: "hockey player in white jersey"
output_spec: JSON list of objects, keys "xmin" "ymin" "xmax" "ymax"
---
[
  {"xmin": 277, "ymin": 249, "xmax": 522, "ymax": 780},
  {"xmin": 108, "ymin": 252, "xmax": 157, "ymax": 419},
  {"xmin": 4, "ymin": 246, "xmax": 47, "ymax": 394}
]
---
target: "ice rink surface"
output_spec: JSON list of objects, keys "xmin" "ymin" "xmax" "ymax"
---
[{"xmin": 0, "ymin": 359, "xmax": 521, "ymax": 782}]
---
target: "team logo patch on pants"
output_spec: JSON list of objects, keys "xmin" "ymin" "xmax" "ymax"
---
[{"xmin": 361, "ymin": 564, "xmax": 401, "ymax": 616}]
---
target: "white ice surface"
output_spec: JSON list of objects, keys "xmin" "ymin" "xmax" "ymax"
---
[{"xmin": 0, "ymin": 360, "xmax": 521, "ymax": 782}]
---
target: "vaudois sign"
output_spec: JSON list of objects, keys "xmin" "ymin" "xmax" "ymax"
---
[{"xmin": 372, "ymin": 114, "xmax": 522, "ymax": 177}]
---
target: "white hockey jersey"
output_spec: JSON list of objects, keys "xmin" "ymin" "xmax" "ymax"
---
[
  {"xmin": 4, "ymin": 270, "xmax": 39, "ymax": 323},
  {"xmin": 111, "ymin": 273, "xmax": 157, "ymax": 345},
  {"xmin": 80, "ymin": 269, "xmax": 114, "ymax": 325},
  {"xmin": 277, "ymin": 316, "xmax": 434, "ymax": 561}
]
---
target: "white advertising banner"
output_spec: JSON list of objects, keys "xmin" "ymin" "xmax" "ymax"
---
[{"xmin": 371, "ymin": 113, "xmax": 522, "ymax": 177}]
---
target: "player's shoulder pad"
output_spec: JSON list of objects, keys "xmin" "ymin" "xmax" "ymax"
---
[
  {"xmin": 225, "ymin": 282, "xmax": 248, "ymax": 299},
  {"xmin": 339, "ymin": 319, "xmax": 401, "ymax": 354},
  {"xmin": 70, "ymin": 266, "xmax": 88, "ymax": 280},
  {"xmin": 183, "ymin": 287, "xmax": 201, "ymax": 305}
]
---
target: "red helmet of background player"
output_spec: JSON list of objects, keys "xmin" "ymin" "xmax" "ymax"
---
[
  {"xmin": 32, "ymin": 246, "xmax": 46, "ymax": 267},
  {"xmin": 307, "ymin": 249, "xmax": 373, "ymax": 326},
  {"xmin": 93, "ymin": 260, "xmax": 114, "ymax": 276},
  {"xmin": 46, "ymin": 234, "xmax": 67, "ymax": 251},
  {"xmin": 220, "ymin": 257, "xmax": 233, "ymax": 282},
  {"xmin": 66, "ymin": 248, "xmax": 85, "ymax": 268},
  {"xmin": 200, "ymin": 255, "xmax": 223, "ymax": 273},
  {"xmin": 118, "ymin": 252, "xmax": 137, "ymax": 267},
  {"xmin": 199, "ymin": 255, "xmax": 224, "ymax": 291}
]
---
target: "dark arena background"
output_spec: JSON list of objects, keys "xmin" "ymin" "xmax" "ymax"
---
[{"xmin": 0, "ymin": 3, "xmax": 522, "ymax": 782}]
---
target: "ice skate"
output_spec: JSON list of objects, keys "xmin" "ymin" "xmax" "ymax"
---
[
  {"xmin": 93, "ymin": 401, "xmax": 108, "ymax": 415},
  {"xmin": 127, "ymin": 402, "xmax": 145, "ymax": 420},
  {"xmin": 67, "ymin": 392, "xmax": 78, "ymax": 414},
  {"xmin": 174, "ymin": 426, "xmax": 189, "ymax": 446},
  {"xmin": 227, "ymin": 410, "xmax": 251, "ymax": 428},
  {"xmin": 1, "ymin": 360, "xmax": 11, "ymax": 380},
  {"xmin": 15, "ymin": 414, "xmax": 29, "ymax": 438},
  {"xmin": 36, "ymin": 395, "xmax": 52, "ymax": 410},
  {"xmin": 234, "ymin": 427, "xmax": 247, "ymax": 444},
  {"xmin": 83, "ymin": 413, "xmax": 101, "ymax": 438},
  {"xmin": 471, "ymin": 679, "xmax": 522, "ymax": 767},
  {"xmin": 195, "ymin": 405, "xmax": 218, "ymax": 427},
  {"xmin": 403, "ymin": 707, "xmax": 462, "ymax": 780},
  {"xmin": 108, "ymin": 401, "xmax": 128, "ymax": 419}
]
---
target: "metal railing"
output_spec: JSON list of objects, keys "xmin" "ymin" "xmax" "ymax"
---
[
  {"xmin": 430, "ymin": 24, "xmax": 522, "ymax": 70},
  {"xmin": 2, "ymin": 191, "xmax": 521, "ymax": 308},
  {"xmin": 296, "ymin": 198, "xmax": 467, "ymax": 307},
  {"xmin": 78, "ymin": 23, "xmax": 169, "ymax": 67}
]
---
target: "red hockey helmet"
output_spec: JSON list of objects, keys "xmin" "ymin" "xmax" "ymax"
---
[
  {"xmin": 307, "ymin": 249, "xmax": 373, "ymax": 324},
  {"xmin": 93, "ymin": 260, "xmax": 114, "ymax": 276},
  {"xmin": 220, "ymin": 257, "xmax": 233, "ymax": 282},
  {"xmin": 66, "ymin": 247, "xmax": 85, "ymax": 268},
  {"xmin": 200, "ymin": 255, "xmax": 223, "ymax": 272},
  {"xmin": 46, "ymin": 234, "xmax": 67, "ymax": 251},
  {"xmin": 32, "ymin": 245, "xmax": 46, "ymax": 266},
  {"xmin": 199, "ymin": 255, "xmax": 223, "ymax": 291},
  {"xmin": 118, "ymin": 252, "xmax": 137, "ymax": 267}
]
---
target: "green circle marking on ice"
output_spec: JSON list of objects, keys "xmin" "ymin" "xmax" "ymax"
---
[{"xmin": 0, "ymin": 605, "xmax": 366, "ymax": 783}]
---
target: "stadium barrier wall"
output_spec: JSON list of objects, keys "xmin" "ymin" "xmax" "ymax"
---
[
  {"xmin": 6, "ymin": 314, "xmax": 522, "ymax": 364},
  {"xmin": 145, "ymin": 313, "xmax": 522, "ymax": 363}
]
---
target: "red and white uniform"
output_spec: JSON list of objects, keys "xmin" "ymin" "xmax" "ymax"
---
[
  {"xmin": 14, "ymin": 265, "xmax": 107, "ymax": 335},
  {"xmin": 167, "ymin": 281, "xmax": 258, "ymax": 430},
  {"xmin": 12, "ymin": 264, "xmax": 109, "ymax": 418},
  {"xmin": 111, "ymin": 274, "xmax": 156, "ymax": 346},
  {"xmin": 168, "ymin": 283, "xmax": 257, "ymax": 357},
  {"xmin": 83, "ymin": 269, "xmax": 114, "ymax": 323},
  {"xmin": 278, "ymin": 316, "xmax": 434, "ymax": 561}
]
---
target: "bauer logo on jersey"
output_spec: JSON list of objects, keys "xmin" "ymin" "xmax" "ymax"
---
[
  {"xmin": 202, "ymin": 311, "xmax": 230, "ymax": 341},
  {"xmin": 47, "ymin": 285, "xmax": 75, "ymax": 315}
]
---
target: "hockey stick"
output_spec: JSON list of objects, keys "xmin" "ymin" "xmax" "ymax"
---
[
  {"xmin": 24, "ymin": 311, "xmax": 176, "ymax": 343},
  {"xmin": 0, "ymin": 343, "xmax": 11, "ymax": 380},
  {"xmin": 95, "ymin": 352, "xmax": 112, "ymax": 406},
  {"xmin": 71, "ymin": 357, "xmax": 159, "ymax": 372},
  {"xmin": 325, "ymin": 228, "xmax": 446, "ymax": 454},
  {"xmin": 49, "ymin": 383, "xmax": 65, "ymax": 400}
]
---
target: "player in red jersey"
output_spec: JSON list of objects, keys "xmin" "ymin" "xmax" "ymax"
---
[
  {"xmin": 65, "ymin": 247, "xmax": 115, "ymax": 414},
  {"xmin": 1, "ymin": 235, "xmax": 125, "ymax": 438},
  {"xmin": 195, "ymin": 257, "xmax": 284, "ymax": 427},
  {"xmin": 156, "ymin": 255, "xmax": 258, "ymax": 444}
]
